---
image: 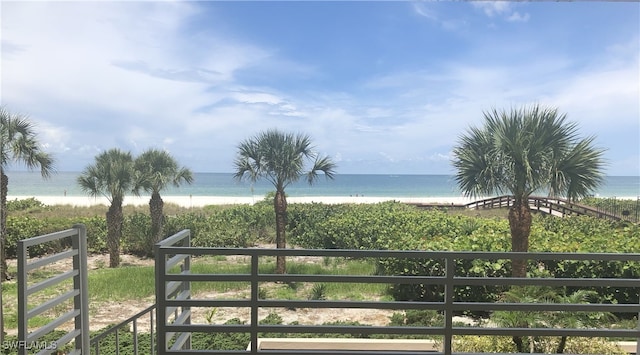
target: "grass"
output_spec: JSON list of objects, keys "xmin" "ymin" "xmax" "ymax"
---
[{"xmin": 2, "ymin": 254, "xmax": 389, "ymax": 332}]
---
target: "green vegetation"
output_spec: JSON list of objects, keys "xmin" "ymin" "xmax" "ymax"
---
[{"xmin": 3, "ymin": 198, "xmax": 638, "ymax": 353}]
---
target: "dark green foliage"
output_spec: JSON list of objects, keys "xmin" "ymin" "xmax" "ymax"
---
[
  {"xmin": 5, "ymin": 197, "xmax": 45, "ymax": 212},
  {"xmin": 122, "ymin": 212, "xmax": 152, "ymax": 256},
  {"xmin": 286, "ymin": 201, "xmax": 640, "ymax": 307},
  {"xmin": 4, "ymin": 199, "xmax": 638, "ymax": 308},
  {"xmin": 163, "ymin": 205, "xmax": 273, "ymax": 249}
]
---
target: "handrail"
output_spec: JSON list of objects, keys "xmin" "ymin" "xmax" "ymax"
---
[
  {"xmin": 17, "ymin": 224, "xmax": 89, "ymax": 355},
  {"xmin": 89, "ymin": 304, "xmax": 156, "ymax": 355},
  {"xmin": 465, "ymin": 195, "xmax": 639, "ymax": 223},
  {"xmin": 155, "ymin": 231, "xmax": 640, "ymax": 355}
]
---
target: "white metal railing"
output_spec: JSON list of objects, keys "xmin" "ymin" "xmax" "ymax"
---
[{"xmin": 17, "ymin": 224, "xmax": 89, "ymax": 355}]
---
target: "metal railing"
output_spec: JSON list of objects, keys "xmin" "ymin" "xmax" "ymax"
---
[
  {"xmin": 89, "ymin": 304, "xmax": 156, "ymax": 355},
  {"xmin": 155, "ymin": 229, "xmax": 192, "ymax": 353},
  {"xmin": 17, "ymin": 224, "xmax": 89, "ymax": 355},
  {"xmin": 155, "ymin": 229, "xmax": 640, "ymax": 355},
  {"xmin": 466, "ymin": 195, "xmax": 639, "ymax": 222}
]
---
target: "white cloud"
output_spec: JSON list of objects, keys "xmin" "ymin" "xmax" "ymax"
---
[
  {"xmin": 472, "ymin": 2, "xmax": 530, "ymax": 23},
  {"xmin": 2, "ymin": 2, "xmax": 637, "ymax": 175},
  {"xmin": 473, "ymin": 2, "xmax": 512, "ymax": 17},
  {"xmin": 507, "ymin": 12, "xmax": 530, "ymax": 23}
]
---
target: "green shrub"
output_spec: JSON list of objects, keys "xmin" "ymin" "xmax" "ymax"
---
[
  {"xmin": 6, "ymin": 197, "xmax": 45, "ymax": 212},
  {"xmin": 122, "ymin": 212, "xmax": 153, "ymax": 256},
  {"xmin": 453, "ymin": 335, "xmax": 626, "ymax": 354}
]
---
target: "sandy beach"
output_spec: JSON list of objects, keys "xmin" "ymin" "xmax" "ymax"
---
[{"xmin": 8, "ymin": 195, "xmax": 477, "ymax": 208}]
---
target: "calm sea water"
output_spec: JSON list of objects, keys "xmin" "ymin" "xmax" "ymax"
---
[{"xmin": 4, "ymin": 172, "xmax": 640, "ymax": 199}]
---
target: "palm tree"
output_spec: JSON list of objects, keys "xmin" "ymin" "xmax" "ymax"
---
[
  {"xmin": 0, "ymin": 106, "xmax": 55, "ymax": 346},
  {"xmin": 452, "ymin": 104, "xmax": 605, "ymax": 277},
  {"xmin": 77, "ymin": 148, "xmax": 135, "ymax": 268},
  {"xmin": 234, "ymin": 129, "xmax": 336, "ymax": 274},
  {"xmin": 134, "ymin": 148, "xmax": 193, "ymax": 254}
]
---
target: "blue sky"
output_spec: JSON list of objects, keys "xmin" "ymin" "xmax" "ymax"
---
[{"xmin": 2, "ymin": 1, "xmax": 639, "ymax": 175}]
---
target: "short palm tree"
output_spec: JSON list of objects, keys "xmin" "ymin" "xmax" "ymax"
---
[
  {"xmin": 77, "ymin": 148, "xmax": 135, "ymax": 268},
  {"xmin": 0, "ymin": 106, "xmax": 54, "ymax": 345},
  {"xmin": 234, "ymin": 129, "xmax": 336, "ymax": 274},
  {"xmin": 452, "ymin": 105, "xmax": 605, "ymax": 277},
  {"xmin": 134, "ymin": 148, "xmax": 193, "ymax": 254}
]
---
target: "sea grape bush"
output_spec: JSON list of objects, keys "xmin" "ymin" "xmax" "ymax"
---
[
  {"xmin": 287, "ymin": 201, "xmax": 639, "ymax": 305},
  {"xmin": 4, "ymin": 199, "xmax": 639, "ymax": 305}
]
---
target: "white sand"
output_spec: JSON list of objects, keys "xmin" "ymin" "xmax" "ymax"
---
[{"xmin": 8, "ymin": 195, "xmax": 476, "ymax": 208}]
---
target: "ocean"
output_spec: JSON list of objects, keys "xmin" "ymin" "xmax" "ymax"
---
[{"xmin": 4, "ymin": 171, "xmax": 640, "ymax": 199}]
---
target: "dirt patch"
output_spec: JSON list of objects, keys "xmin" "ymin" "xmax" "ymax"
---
[{"xmin": 6, "ymin": 253, "xmax": 398, "ymax": 336}]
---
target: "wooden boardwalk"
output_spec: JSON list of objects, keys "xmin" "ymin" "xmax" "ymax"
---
[{"xmin": 411, "ymin": 195, "xmax": 639, "ymax": 223}]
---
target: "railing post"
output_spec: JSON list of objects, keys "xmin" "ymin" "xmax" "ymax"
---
[
  {"xmin": 250, "ymin": 252, "xmax": 259, "ymax": 353},
  {"xmin": 17, "ymin": 235, "xmax": 27, "ymax": 355},
  {"xmin": 155, "ymin": 242, "xmax": 166, "ymax": 355},
  {"xmin": 72, "ymin": 224, "xmax": 90, "ymax": 353},
  {"xmin": 443, "ymin": 256, "xmax": 455, "ymax": 355}
]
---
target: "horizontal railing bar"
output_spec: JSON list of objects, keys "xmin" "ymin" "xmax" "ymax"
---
[
  {"xmin": 166, "ymin": 254, "xmax": 189, "ymax": 271},
  {"xmin": 27, "ymin": 289, "xmax": 79, "ymax": 319},
  {"xmin": 157, "ymin": 247, "xmax": 640, "ymax": 261},
  {"xmin": 164, "ymin": 274, "xmax": 253, "ymax": 282},
  {"xmin": 27, "ymin": 269, "xmax": 78, "ymax": 296},
  {"xmin": 162, "ymin": 273, "xmax": 639, "ymax": 288},
  {"xmin": 18, "ymin": 228, "xmax": 78, "ymax": 248},
  {"xmin": 162, "ymin": 323, "xmax": 639, "ymax": 339},
  {"xmin": 27, "ymin": 309, "xmax": 81, "ymax": 342},
  {"xmin": 26, "ymin": 249, "xmax": 77, "ymax": 272},
  {"xmin": 165, "ymin": 299, "xmax": 251, "ymax": 308},
  {"xmin": 453, "ymin": 302, "xmax": 640, "ymax": 313},
  {"xmin": 165, "ymin": 324, "xmax": 446, "ymax": 335},
  {"xmin": 258, "ymin": 274, "xmax": 444, "ymax": 284},
  {"xmin": 162, "ymin": 299, "xmax": 447, "ymax": 310},
  {"xmin": 163, "ymin": 273, "xmax": 445, "ymax": 284}
]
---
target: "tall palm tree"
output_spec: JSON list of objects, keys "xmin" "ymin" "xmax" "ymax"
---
[
  {"xmin": 234, "ymin": 129, "xmax": 336, "ymax": 274},
  {"xmin": 77, "ymin": 148, "xmax": 135, "ymax": 268},
  {"xmin": 134, "ymin": 148, "xmax": 193, "ymax": 254},
  {"xmin": 0, "ymin": 106, "xmax": 55, "ymax": 345},
  {"xmin": 452, "ymin": 104, "xmax": 605, "ymax": 277}
]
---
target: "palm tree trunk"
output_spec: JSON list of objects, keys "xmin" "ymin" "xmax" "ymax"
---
[
  {"xmin": 556, "ymin": 336, "xmax": 567, "ymax": 353},
  {"xmin": 106, "ymin": 198, "xmax": 123, "ymax": 268},
  {"xmin": 0, "ymin": 171, "xmax": 7, "ymax": 281},
  {"xmin": 0, "ymin": 171, "xmax": 6, "ymax": 347},
  {"xmin": 512, "ymin": 336, "xmax": 524, "ymax": 353},
  {"xmin": 274, "ymin": 189, "xmax": 287, "ymax": 274},
  {"xmin": 149, "ymin": 191, "xmax": 164, "ymax": 255},
  {"xmin": 508, "ymin": 198, "xmax": 532, "ymax": 278}
]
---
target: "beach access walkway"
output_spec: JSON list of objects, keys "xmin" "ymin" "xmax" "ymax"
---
[{"xmin": 410, "ymin": 195, "xmax": 640, "ymax": 223}]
